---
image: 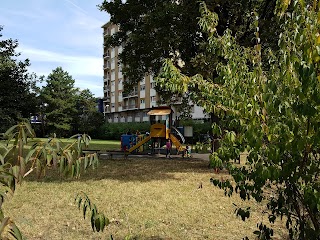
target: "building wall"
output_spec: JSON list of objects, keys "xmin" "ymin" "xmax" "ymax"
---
[{"xmin": 102, "ymin": 22, "xmax": 208, "ymax": 123}]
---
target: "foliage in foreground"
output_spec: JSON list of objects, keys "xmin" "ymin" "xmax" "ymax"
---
[
  {"xmin": 75, "ymin": 192, "xmax": 110, "ymax": 232},
  {"xmin": 0, "ymin": 122, "xmax": 99, "ymax": 238},
  {"xmin": 157, "ymin": 0, "xmax": 320, "ymax": 239}
]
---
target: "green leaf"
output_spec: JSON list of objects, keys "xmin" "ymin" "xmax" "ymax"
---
[
  {"xmin": 77, "ymin": 197, "xmax": 82, "ymax": 210},
  {"xmin": 95, "ymin": 214, "xmax": 101, "ymax": 232},
  {"xmin": 83, "ymin": 204, "xmax": 87, "ymax": 219},
  {"xmin": 0, "ymin": 217, "xmax": 10, "ymax": 235},
  {"xmin": 59, "ymin": 158, "xmax": 65, "ymax": 174},
  {"xmin": 84, "ymin": 155, "xmax": 89, "ymax": 170},
  {"xmin": 46, "ymin": 154, "xmax": 53, "ymax": 165},
  {"xmin": 24, "ymin": 149, "xmax": 36, "ymax": 164},
  {"xmin": 9, "ymin": 223, "xmax": 23, "ymax": 240},
  {"xmin": 71, "ymin": 165, "xmax": 75, "ymax": 178},
  {"xmin": 4, "ymin": 125, "xmax": 18, "ymax": 136}
]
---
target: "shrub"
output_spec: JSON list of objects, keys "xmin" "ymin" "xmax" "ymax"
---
[{"xmin": 95, "ymin": 122, "xmax": 151, "ymax": 140}]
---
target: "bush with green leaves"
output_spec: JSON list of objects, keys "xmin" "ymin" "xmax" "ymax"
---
[
  {"xmin": 156, "ymin": 0, "xmax": 320, "ymax": 239},
  {"xmin": 0, "ymin": 122, "xmax": 99, "ymax": 239},
  {"xmin": 96, "ymin": 122, "xmax": 151, "ymax": 140}
]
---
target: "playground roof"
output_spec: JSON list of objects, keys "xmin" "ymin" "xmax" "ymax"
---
[{"xmin": 147, "ymin": 109, "xmax": 171, "ymax": 116}]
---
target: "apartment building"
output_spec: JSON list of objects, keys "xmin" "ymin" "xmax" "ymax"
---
[{"xmin": 102, "ymin": 22, "xmax": 208, "ymax": 123}]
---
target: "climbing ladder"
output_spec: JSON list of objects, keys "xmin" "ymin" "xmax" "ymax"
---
[{"xmin": 128, "ymin": 135, "xmax": 151, "ymax": 153}]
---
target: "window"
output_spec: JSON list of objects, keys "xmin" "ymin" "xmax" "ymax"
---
[
  {"xmin": 111, "ymin": 81, "xmax": 115, "ymax": 86},
  {"xmin": 111, "ymin": 92, "xmax": 115, "ymax": 96},
  {"xmin": 118, "ymin": 64, "xmax": 122, "ymax": 72},
  {"xmin": 151, "ymin": 82, "xmax": 156, "ymax": 88},
  {"xmin": 118, "ymin": 46, "xmax": 123, "ymax": 54},
  {"xmin": 140, "ymin": 99, "xmax": 145, "ymax": 104},
  {"xmin": 111, "ymin": 104, "xmax": 115, "ymax": 108},
  {"xmin": 140, "ymin": 84, "xmax": 145, "ymax": 91},
  {"xmin": 119, "ymin": 91, "xmax": 122, "ymax": 95},
  {"xmin": 151, "ymin": 96, "xmax": 156, "ymax": 102}
]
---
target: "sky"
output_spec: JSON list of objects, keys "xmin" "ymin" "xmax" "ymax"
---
[{"xmin": 0, "ymin": 0, "xmax": 110, "ymax": 97}]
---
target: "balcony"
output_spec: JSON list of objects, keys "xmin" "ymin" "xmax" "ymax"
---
[
  {"xmin": 122, "ymin": 104, "xmax": 138, "ymax": 110},
  {"xmin": 103, "ymin": 53, "xmax": 110, "ymax": 59},
  {"xmin": 122, "ymin": 91, "xmax": 139, "ymax": 98},
  {"xmin": 103, "ymin": 96, "xmax": 110, "ymax": 103},
  {"xmin": 103, "ymin": 86, "xmax": 110, "ymax": 93},
  {"xmin": 103, "ymin": 62, "xmax": 111, "ymax": 70},
  {"xmin": 104, "ymin": 76, "xmax": 111, "ymax": 83}
]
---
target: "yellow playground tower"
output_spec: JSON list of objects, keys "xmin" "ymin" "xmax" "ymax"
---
[{"xmin": 127, "ymin": 106, "xmax": 185, "ymax": 154}]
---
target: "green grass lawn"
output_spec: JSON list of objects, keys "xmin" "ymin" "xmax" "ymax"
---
[
  {"xmin": 0, "ymin": 138, "xmax": 121, "ymax": 153},
  {"xmin": 3, "ymin": 157, "xmax": 286, "ymax": 240},
  {"xmin": 1, "ymin": 139, "xmax": 286, "ymax": 239}
]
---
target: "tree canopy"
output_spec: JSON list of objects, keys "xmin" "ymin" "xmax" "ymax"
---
[
  {"xmin": 99, "ymin": 0, "xmax": 280, "ymax": 92},
  {"xmin": 0, "ymin": 26, "xmax": 38, "ymax": 132},
  {"xmin": 157, "ymin": 0, "xmax": 320, "ymax": 238},
  {"xmin": 74, "ymin": 89, "xmax": 104, "ymax": 135},
  {"xmin": 40, "ymin": 67, "xmax": 78, "ymax": 137}
]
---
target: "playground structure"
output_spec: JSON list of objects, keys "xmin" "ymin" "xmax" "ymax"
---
[{"xmin": 121, "ymin": 107, "xmax": 185, "ymax": 155}]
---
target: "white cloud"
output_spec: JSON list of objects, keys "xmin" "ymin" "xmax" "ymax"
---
[
  {"xmin": 1, "ymin": 0, "xmax": 109, "ymax": 97},
  {"xmin": 18, "ymin": 45, "xmax": 103, "ymax": 77},
  {"xmin": 76, "ymin": 79, "xmax": 102, "ymax": 91},
  {"xmin": 0, "ymin": 8, "xmax": 41, "ymax": 20}
]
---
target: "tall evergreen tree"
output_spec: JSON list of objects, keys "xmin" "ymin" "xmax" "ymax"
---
[{"xmin": 40, "ymin": 67, "xmax": 77, "ymax": 137}]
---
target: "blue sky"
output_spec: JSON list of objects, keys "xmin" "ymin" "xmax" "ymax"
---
[{"xmin": 0, "ymin": 0, "xmax": 110, "ymax": 97}]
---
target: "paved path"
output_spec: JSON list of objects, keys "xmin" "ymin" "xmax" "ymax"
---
[{"xmin": 100, "ymin": 152, "xmax": 211, "ymax": 161}]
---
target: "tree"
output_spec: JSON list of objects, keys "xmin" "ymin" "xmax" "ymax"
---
[
  {"xmin": 157, "ymin": 1, "xmax": 320, "ymax": 239},
  {"xmin": 99, "ymin": 0, "xmax": 281, "ymax": 118},
  {"xmin": 74, "ymin": 89, "xmax": 104, "ymax": 135},
  {"xmin": 40, "ymin": 67, "xmax": 78, "ymax": 137},
  {"xmin": 99, "ymin": 0, "xmax": 280, "ymax": 91},
  {"xmin": 0, "ymin": 26, "xmax": 38, "ymax": 132},
  {"xmin": 0, "ymin": 122, "xmax": 100, "ymax": 238}
]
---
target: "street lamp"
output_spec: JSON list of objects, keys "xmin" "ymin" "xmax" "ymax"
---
[{"xmin": 104, "ymin": 104, "xmax": 109, "ymax": 122}]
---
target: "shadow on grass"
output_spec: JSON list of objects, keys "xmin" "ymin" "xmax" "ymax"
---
[{"xmin": 25, "ymin": 156, "xmax": 212, "ymax": 183}]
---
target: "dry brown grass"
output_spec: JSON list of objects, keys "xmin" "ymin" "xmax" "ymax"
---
[{"xmin": 3, "ymin": 156, "xmax": 286, "ymax": 240}]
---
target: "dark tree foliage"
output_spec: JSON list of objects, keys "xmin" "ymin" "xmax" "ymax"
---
[
  {"xmin": 0, "ymin": 26, "xmax": 38, "ymax": 132},
  {"xmin": 74, "ymin": 89, "xmax": 104, "ymax": 135},
  {"xmin": 99, "ymin": 0, "xmax": 280, "ymax": 92},
  {"xmin": 40, "ymin": 67, "xmax": 78, "ymax": 137},
  {"xmin": 99, "ymin": 0, "xmax": 205, "ymax": 91}
]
